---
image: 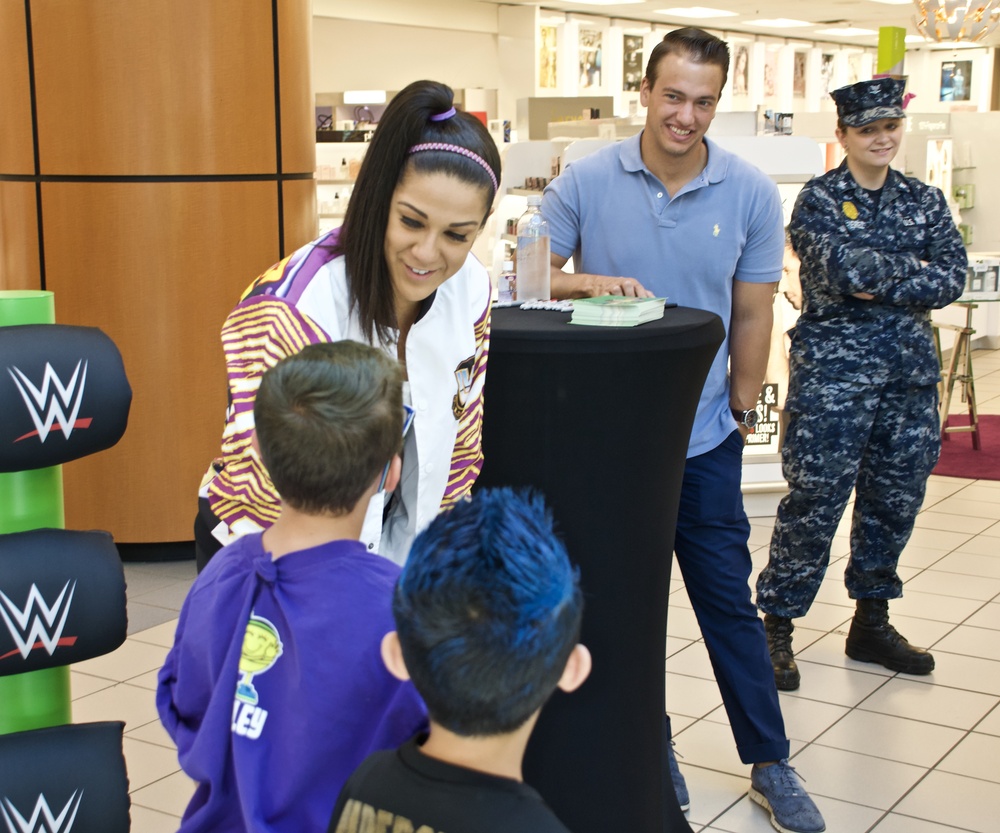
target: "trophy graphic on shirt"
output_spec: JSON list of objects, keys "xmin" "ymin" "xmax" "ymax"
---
[{"xmin": 236, "ymin": 613, "xmax": 284, "ymax": 706}]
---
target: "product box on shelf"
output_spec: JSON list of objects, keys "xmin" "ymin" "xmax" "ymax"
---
[{"xmin": 962, "ymin": 256, "xmax": 1000, "ymax": 300}]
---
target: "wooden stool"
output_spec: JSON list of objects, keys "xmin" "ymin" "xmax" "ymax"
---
[{"xmin": 933, "ymin": 301, "xmax": 980, "ymax": 449}]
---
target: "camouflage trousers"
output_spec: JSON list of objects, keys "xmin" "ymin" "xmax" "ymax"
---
[{"xmin": 756, "ymin": 379, "xmax": 940, "ymax": 619}]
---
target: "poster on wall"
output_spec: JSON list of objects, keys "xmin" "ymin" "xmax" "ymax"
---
[
  {"xmin": 821, "ymin": 53, "xmax": 836, "ymax": 94},
  {"xmin": 763, "ymin": 50, "xmax": 777, "ymax": 97},
  {"xmin": 579, "ymin": 29, "xmax": 603, "ymax": 88},
  {"xmin": 733, "ymin": 44, "xmax": 750, "ymax": 96},
  {"xmin": 623, "ymin": 34, "xmax": 643, "ymax": 91},
  {"xmin": 793, "ymin": 52, "xmax": 807, "ymax": 97},
  {"xmin": 539, "ymin": 25, "xmax": 558, "ymax": 89},
  {"xmin": 848, "ymin": 53, "xmax": 864, "ymax": 85},
  {"xmin": 940, "ymin": 60, "xmax": 972, "ymax": 102}
]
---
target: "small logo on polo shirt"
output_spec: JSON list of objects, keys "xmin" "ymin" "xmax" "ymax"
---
[{"xmin": 713, "ymin": 224, "xmax": 720, "ymax": 237}]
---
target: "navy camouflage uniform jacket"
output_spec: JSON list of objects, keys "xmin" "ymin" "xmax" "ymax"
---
[{"xmin": 787, "ymin": 161, "xmax": 967, "ymax": 403}]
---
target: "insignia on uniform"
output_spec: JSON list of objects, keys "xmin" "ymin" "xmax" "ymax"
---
[
  {"xmin": 842, "ymin": 201, "xmax": 859, "ymax": 220},
  {"xmin": 713, "ymin": 224, "xmax": 720, "ymax": 237}
]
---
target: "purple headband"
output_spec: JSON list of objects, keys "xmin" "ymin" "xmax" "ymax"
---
[{"xmin": 408, "ymin": 142, "xmax": 499, "ymax": 194}]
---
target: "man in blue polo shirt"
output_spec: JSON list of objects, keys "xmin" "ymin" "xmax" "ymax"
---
[{"xmin": 544, "ymin": 27, "xmax": 825, "ymax": 833}]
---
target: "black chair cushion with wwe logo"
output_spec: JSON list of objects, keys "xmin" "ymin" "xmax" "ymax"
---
[
  {"xmin": 0, "ymin": 325, "xmax": 131, "ymax": 473},
  {"xmin": 0, "ymin": 529, "xmax": 126, "ymax": 677},
  {"xmin": 0, "ymin": 721, "xmax": 130, "ymax": 833}
]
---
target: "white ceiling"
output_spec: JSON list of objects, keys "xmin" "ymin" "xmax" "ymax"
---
[{"xmin": 486, "ymin": 0, "xmax": 1000, "ymax": 49}]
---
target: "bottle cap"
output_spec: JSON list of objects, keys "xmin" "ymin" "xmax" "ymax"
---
[
  {"xmin": 503, "ymin": 260, "xmax": 514, "ymax": 271},
  {"xmin": 526, "ymin": 194, "xmax": 542, "ymax": 206}
]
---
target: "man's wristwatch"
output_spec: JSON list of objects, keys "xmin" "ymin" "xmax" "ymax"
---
[{"xmin": 731, "ymin": 407, "xmax": 759, "ymax": 429}]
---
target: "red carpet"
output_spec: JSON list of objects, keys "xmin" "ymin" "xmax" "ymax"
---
[{"xmin": 934, "ymin": 414, "xmax": 1000, "ymax": 481}]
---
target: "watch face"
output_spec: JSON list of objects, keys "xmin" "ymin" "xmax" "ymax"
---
[{"xmin": 744, "ymin": 410, "xmax": 759, "ymax": 428}]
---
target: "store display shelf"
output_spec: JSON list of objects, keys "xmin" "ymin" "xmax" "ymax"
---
[
  {"xmin": 316, "ymin": 129, "xmax": 374, "ymax": 143},
  {"xmin": 318, "ymin": 212, "xmax": 346, "ymax": 218},
  {"xmin": 507, "ymin": 187, "xmax": 543, "ymax": 196},
  {"xmin": 316, "ymin": 178, "xmax": 357, "ymax": 185}
]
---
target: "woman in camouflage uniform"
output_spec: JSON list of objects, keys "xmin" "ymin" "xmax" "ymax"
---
[{"xmin": 756, "ymin": 78, "xmax": 967, "ymax": 690}]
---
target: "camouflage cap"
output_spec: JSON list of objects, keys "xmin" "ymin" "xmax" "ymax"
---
[{"xmin": 830, "ymin": 77, "xmax": 906, "ymax": 127}]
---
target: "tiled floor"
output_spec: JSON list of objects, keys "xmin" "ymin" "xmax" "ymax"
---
[{"xmin": 73, "ymin": 348, "xmax": 1000, "ymax": 832}]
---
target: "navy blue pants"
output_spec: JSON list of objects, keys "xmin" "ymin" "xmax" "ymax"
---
[
  {"xmin": 758, "ymin": 381, "xmax": 940, "ymax": 618},
  {"xmin": 670, "ymin": 430, "xmax": 789, "ymax": 764}
]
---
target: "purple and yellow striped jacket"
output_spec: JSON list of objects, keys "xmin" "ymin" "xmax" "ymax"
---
[{"xmin": 201, "ymin": 230, "xmax": 491, "ymax": 562}]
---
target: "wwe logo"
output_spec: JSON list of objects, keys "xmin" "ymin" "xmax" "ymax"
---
[
  {"xmin": 0, "ymin": 582, "xmax": 76, "ymax": 660},
  {"xmin": 0, "ymin": 792, "xmax": 83, "ymax": 833},
  {"xmin": 8, "ymin": 361, "xmax": 89, "ymax": 443}
]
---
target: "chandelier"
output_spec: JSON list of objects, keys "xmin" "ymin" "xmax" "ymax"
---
[{"xmin": 912, "ymin": 1, "xmax": 1000, "ymax": 42}]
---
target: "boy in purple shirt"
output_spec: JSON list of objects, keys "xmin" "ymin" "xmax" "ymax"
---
[{"xmin": 157, "ymin": 341, "xmax": 427, "ymax": 833}]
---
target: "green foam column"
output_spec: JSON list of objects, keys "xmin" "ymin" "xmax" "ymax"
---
[
  {"xmin": 0, "ymin": 290, "xmax": 72, "ymax": 734},
  {"xmin": 877, "ymin": 26, "xmax": 907, "ymax": 78}
]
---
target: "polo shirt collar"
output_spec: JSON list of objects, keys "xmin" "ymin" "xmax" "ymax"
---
[
  {"xmin": 621, "ymin": 131, "xmax": 728, "ymax": 186},
  {"xmin": 702, "ymin": 136, "xmax": 728, "ymax": 185}
]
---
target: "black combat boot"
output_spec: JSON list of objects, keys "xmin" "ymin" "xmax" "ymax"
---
[
  {"xmin": 764, "ymin": 614, "xmax": 800, "ymax": 691},
  {"xmin": 845, "ymin": 599, "xmax": 935, "ymax": 674}
]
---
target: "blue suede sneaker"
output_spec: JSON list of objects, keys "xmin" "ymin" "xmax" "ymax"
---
[
  {"xmin": 667, "ymin": 740, "xmax": 690, "ymax": 812},
  {"xmin": 749, "ymin": 760, "xmax": 825, "ymax": 833}
]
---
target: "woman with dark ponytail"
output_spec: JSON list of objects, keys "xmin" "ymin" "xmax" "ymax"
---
[{"xmin": 196, "ymin": 80, "xmax": 501, "ymax": 569}]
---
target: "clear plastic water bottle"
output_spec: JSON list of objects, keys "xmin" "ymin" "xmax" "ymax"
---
[{"xmin": 515, "ymin": 195, "xmax": 550, "ymax": 301}]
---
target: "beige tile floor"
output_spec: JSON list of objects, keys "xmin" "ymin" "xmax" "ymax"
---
[{"xmin": 72, "ymin": 348, "xmax": 1000, "ymax": 832}]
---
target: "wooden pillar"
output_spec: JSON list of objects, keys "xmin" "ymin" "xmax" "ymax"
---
[{"xmin": 0, "ymin": 0, "xmax": 316, "ymax": 542}]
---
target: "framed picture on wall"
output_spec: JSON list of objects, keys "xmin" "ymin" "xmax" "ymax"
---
[
  {"xmin": 763, "ymin": 50, "xmax": 777, "ymax": 98},
  {"xmin": 848, "ymin": 53, "xmax": 864, "ymax": 85},
  {"xmin": 793, "ymin": 52, "xmax": 807, "ymax": 97},
  {"xmin": 732, "ymin": 44, "xmax": 750, "ymax": 96},
  {"xmin": 579, "ymin": 29, "xmax": 603, "ymax": 89},
  {"xmin": 623, "ymin": 34, "xmax": 643, "ymax": 91},
  {"xmin": 821, "ymin": 53, "xmax": 836, "ymax": 94},
  {"xmin": 940, "ymin": 60, "xmax": 972, "ymax": 102},
  {"xmin": 539, "ymin": 25, "xmax": 558, "ymax": 89}
]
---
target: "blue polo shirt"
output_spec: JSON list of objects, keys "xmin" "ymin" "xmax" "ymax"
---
[{"xmin": 542, "ymin": 132, "xmax": 784, "ymax": 457}]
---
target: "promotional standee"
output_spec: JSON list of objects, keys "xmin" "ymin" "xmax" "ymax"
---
[
  {"xmin": 0, "ymin": 291, "xmax": 133, "ymax": 830},
  {"xmin": 0, "ymin": 291, "xmax": 69, "ymax": 732}
]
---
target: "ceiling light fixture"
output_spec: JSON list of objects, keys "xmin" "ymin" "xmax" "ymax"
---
[
  {"xmin": 742, "ymin": 18, "xmax": 813, "ymax": 29},
  {"xmin": 912, "ymin": 0, "xmax": 1000, "ymax": 42},
  {"xmin": 653, "ymin": 6, "xmax": 739, "ymax": 18},
  {"xmin": 814, "ymin": 26, "xmax": 878, "ymax": 36}
]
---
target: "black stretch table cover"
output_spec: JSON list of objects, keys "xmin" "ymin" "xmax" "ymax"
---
[{"xmin": 477, "ymin": 306, "xmax": 724, "ymax": 833}]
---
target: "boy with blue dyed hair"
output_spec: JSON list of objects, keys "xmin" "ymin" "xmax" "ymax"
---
[{"xmin": 327, "ymin": 488, "xmax": 592, "ymax": 833}]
